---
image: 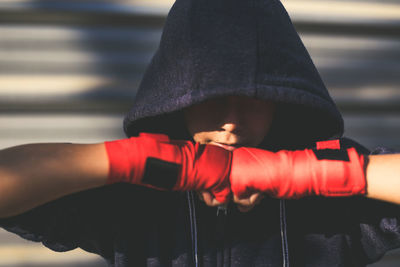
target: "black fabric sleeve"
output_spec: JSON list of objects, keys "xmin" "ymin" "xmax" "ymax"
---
[
  {"xmin": 343, "ymin": 196, "xmax": 400, "ymax": 265},
  {"xmin": 316, "ymin": 138, "xmax": 400, "ymax": 264},
  {"xmin": 348, "ymin": 144, "xmax": 400, "ymax": 264},
  {"xmin": 0, "ymin": 183, "xmax": 145, "ymax": 260}
]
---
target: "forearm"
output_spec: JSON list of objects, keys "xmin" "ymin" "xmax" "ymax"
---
[
  {"xmin": 366, "ymin": 154, "xmax": 400, "ymax": 204},
  {"xmin": 0, "ymin": 143, "xmax": 108, "ymax": 218}
]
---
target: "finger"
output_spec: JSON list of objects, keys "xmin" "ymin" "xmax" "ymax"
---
[
  {"xmin": 233, "ymin": 194, "xmax": 251, "ymax": 206},
  {"xmin": 251, "ymin": 193, "xmax": 264, "ymax": 204},
  {"xmin": 234, "ymin": 193, "xmax": 264, "ymax": 212},
  {"xmin": 233, "ymin": 192, "xmax": 262, "ymax": 205},
  {"xmin": 201, "ymin": 191, "xmax": 222, "ymax": 207}
]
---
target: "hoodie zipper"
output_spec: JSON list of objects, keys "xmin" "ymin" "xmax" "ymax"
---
[
  {"xmin": 187, "ymin": 191, "xmax": 199, "ymax": 267},
  {"xmin": 188, "ymin": 194, "xmax": 288, "ymax": 267},
  {"xmin": 216, "ymin": 205, "xmax": 228, "ymax": 267},
  {"xmin": 280, "ymin": 200, "xmax": 290, "ymax": 267}
]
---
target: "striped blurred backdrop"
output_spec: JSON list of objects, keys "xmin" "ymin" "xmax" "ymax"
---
[{"xmin": 0, "ymin": 0, "xmax": 399, "ymax": 266}]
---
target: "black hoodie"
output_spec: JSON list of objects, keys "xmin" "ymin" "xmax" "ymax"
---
[
  {"xmin": 123, "ymin": 0, "xmax": 343, "ymax": 148},
  {"xmin": 1, "ymin": 0, "xmax": 400, "ymax": 266}
]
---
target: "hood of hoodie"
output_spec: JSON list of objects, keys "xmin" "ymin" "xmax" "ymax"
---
[{"xmin": 123, "ymin": 0, "xmax": 344, "ymax": 149}]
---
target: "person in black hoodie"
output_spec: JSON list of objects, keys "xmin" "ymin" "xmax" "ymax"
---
[{"xmin": 1, "ymin": 0, "xmax": 400, "ymax": 266}]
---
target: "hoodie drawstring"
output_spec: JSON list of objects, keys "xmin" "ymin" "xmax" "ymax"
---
[
  {"xmin": 280, "ymin": 199, "xmax": 290, "ymax": 267},
  {"xmin": 187, "ymin": 193, "xmax": 289, "ymax": 267},
  {"xmin": 187, "ymin": 191, "xmax": 199, "ymax": 267}
]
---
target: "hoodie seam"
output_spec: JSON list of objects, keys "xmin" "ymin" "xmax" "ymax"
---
[
  {"xmin": 257, "ymin": 79, "xmax": 329, "ymax": 99},
  {"xmin": 187, "ymin": 191, "xmax": 199, "ymax": 267},
  {"xmin": 253, "ymin": 0, "xmax": 260, "ymax": 98},
  {"xmin": 255, "ymin": 84, "xmax": 338, "ymax": 108}
]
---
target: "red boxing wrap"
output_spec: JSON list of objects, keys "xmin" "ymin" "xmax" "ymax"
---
[
  {"xmin": 104, "ymin": 133, "xmax": 232, "ymax": 203},
  {"xmin": 230, "ymin": 140, "xmax": 367, "ymax": 199}
]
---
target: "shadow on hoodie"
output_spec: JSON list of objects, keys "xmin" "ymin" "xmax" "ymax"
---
[{"xmin": 124, "ymin": 0, "xmax": 343, "ymax": 150}]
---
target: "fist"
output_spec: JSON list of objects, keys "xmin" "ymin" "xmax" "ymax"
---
[
  {"xmin": 105, "ymin": 133, "xmax": 232, "ymax": 203},
  {"xmin": 230, "ymin": 144, "xmax": 366, "ymax": 199}
]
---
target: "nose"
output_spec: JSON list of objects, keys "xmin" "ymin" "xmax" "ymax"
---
[
  {"xmin": 221, "ymin": 122, "xmax": 237, "ymax": 132},
  {"xmin": 219, "ymin": 97, "xmax": 242, "ymax": 132}
]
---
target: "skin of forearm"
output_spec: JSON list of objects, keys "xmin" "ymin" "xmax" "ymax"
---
[
  {"xmin": 0, "ymin": 143, "xmax": 109, "ymax": 218},
  {"xmin": 1, "ymin": 142, "xmax": 398, "ymax": 218},
  {"xmin": 366, "ymin": 154, "xmax": 400, "ymax": 205}
]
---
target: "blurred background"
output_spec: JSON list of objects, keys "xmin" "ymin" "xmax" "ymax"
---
[{"xmin": 0, "ymin": 0, "xmax": 399, "ymax": 266}]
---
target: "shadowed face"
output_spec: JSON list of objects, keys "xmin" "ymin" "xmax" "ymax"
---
[{"xmin": 184, "ymin": 96, "xmax": 275, "ymax": 150}]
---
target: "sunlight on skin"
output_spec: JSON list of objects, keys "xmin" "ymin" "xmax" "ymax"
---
[{"xmin": 184, "ymin": 96, "xmax": 275, "ymax": 212}]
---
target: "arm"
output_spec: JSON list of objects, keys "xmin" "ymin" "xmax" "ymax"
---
[
  {"xmin": 366, "ymin": 153, "xmax": 400, "ymax": 204},
  {"xmin": 230, "ymin": 141, "xmax": 400, "ymax": 206},
  {"xmin": 0, "ymin": 133, "xmax": 232, "ymax": 218},
  {"xmin": 0, "ymin": 143, "xmax": 108, "ymax": 218}
]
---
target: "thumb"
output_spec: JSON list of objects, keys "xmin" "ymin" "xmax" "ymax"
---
[{"xmin": 212, "ymin": 186, "xmax": 232, "ymax": 204}]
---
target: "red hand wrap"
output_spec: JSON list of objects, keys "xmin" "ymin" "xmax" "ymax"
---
[
  {"xmin": 104, "ymin": 133, "xmax": 232, "ymax": 203},
  {"xmin": 230, "ymin": 140, "xmax": 366, "ymax": 199}
]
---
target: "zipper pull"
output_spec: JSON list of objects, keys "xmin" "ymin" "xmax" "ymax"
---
[
  {"xmin": 217, "ymin": 204, "xmax": 228, "ymax": 216},
  {"xmin": 216, "ymin": 204, "xmax": 228, "ymax": 242},
  {"xmin": 216, "ymin": 204, "xmax": 228, "ymax": 266}
]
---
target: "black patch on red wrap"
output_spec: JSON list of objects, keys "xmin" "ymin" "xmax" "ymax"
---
[
  {"xmin": 313, "ymin": 149, "xmax": 350, "ymax": 162},
  {"xmin": 142, "ymin": 158, "xmax": 179, "ymax": 190}
]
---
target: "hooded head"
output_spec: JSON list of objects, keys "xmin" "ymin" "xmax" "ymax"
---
[{"xmin": 123, "ymin": 0, "xmax": 343, "ymax": 150}]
